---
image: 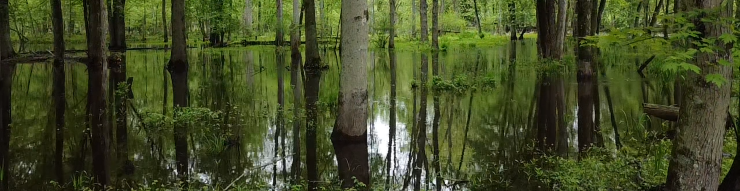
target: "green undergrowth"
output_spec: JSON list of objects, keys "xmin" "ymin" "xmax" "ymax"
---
[{"xmin": 470, "ymin": 131, "xmax": 738, "ymax": 190}]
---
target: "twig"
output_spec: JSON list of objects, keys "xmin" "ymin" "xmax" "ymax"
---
[{"xmin": 637, "ymin": 55, "xmax": 656, "ymax": 78}]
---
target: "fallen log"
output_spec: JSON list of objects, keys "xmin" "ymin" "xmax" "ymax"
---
[
  {"xmin": 643, "ymin": 103, "xmax": 735, "ymax": 130},
  {"xmin": 643, "ymin": 103, "xmax": 678, "ymax": 121}
]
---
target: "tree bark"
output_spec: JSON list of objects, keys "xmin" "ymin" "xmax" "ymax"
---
[
  {"xmin": 333, "ymin": 0, "xmax": 370, "ymax": 188},
  {"xmin": 109, "ymin": 0, "xmax": 131, "ymax": 179},
  {"xmin": 420, "ymin": 0, "xmax": 428, "ymax": 42},
  {"xmin": 389, "ymin": 0, "xmax": 396, "ymax": 48},
  {"xmin": 243, "ymin": 0, "xmax": 253, "ymax": 34},
  {"xmin": 304, "ymin": 0, "xmax": 321, "ymax": 68},
  {"xmin": 289, "ymin": 0, "xmax": 302, "ymax": 184},
  {"xmin": 666, "ymin": 0, "xmax": 733, "ymax": 190},
  {"xmin": 536, "ymin": 0, "xmax": 565, "ymax": 59},
  {"xmin": 162, "ymin": 0, "xmax": 168, "ymax": 43},
  {"xmin": 472, "ymin": 0, "xmax": 482, "ymax": 38},
  {"xmin": 169, "ymin": 0, "xmax": 189, "ymax": 185},
  {"xmin": 87, "ymin": 0, "xmax": 111, "ymax": 186},
  {"xmin": 432, "ymin": 0, "xmax": 439, "ymax": 48},
  {"xmin": 0, "ymin": 0, "xmax": 15, "ymax": 190},
  {"xmin": 51, "ymin": 0, "xmax": 66, "ymax": 184},
  {"xmin": 576, "ymin": 0, "xmax": 595, "ymax": 155},
  {"xmin": 276, "ymin": 0, "xmax": 284, "ymax": 46},
  {"xmin": 305, "ymin": 68, "xmax": 321, "ymax": 191}
]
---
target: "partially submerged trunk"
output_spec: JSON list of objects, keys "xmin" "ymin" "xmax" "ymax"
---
[
  {"xmin": 413, "ymin": 54, "xmax": 429, "ymax": 191},
  {"xmin": 332, "ymin": 0, "xmax": 370, "ymax": 187},
  {"xmin": 305, "ymin": 69, "xmax": 321, "ymax": 191},
  {"xmin": 666, "ymin": 0, "xmax": 733, "ymax": 190},
  {"xmin": 109, "ymin": 0, "xmax": 131, "ymax": 178},
  {"xmin": 0, "ymin": 0, "xmax": 14, "ymax": 188},
  {"xmin": 289, "ymin": 0, "xmax": 302, "ymax": 184},
  {"xmin": 169, "ymin": 0, "xmax": 190, "ymax": 185},
  {"xmin": 51, "ymin": 0, "xmax": 66, "ymax": 183},
  {"xmin": 87, "ymin": 0, "xmax": 111, "ymax": 186},
  {"xmin": 576, "ymin": 0, "xmax": 595, "ymax": 154},
  {"xmin": 431, "ymin": 52, "xmax": 442, "ymax": 191},
  {"xmin": 389, "ymin": 0, "xmax": 396, "ymax": 48}
]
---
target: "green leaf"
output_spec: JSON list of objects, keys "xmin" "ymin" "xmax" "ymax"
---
[
  {"xmin": 719, "ymin": 33, "xmax": 737, "ymax": 44},
  {"xmin": 718, "ymin": 59, "xmax": 731, "ymax": 66},
  {"xmin": 679, "ymin": 63, "xmax": 701, "ymax": 74},
  {"xmin": 705, "ymin": 74, "xmax": 727, "ymax": 87}
]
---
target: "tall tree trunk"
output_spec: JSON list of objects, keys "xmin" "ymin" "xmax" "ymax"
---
[
  {"xmin": 109, "ymin": 0, "xmax": 131, "ymax": 179},
  {"xmin": 667, "ymin": 0, "xmax": 733, "ymax": 190},
  {"xmin": 289, "ymin": 0, "xmax": 302, "ymax": 184},
  {"xmin": 536, "ymin": 0, "xmax": 565, "ymax": 59},
  {"xmin": 556, "ymin": 0, "xmax": 568, "ymax": 56},
  {"xmin": 596, "ymin": 0, "xmax": 606, "ymax": 32},
  {"xmin": 276, "ymin": 0, "xmax": 283, "ymax": 45},
  {"xmin": 304, "ymin": 0, "xmax": 321, "ymax": 68},
  {"xmin": 169, "ymin": 0, "xmax": 189, "ymax": 185},
  {"xmin": 51, "ymin": 0, "xmax": 66, "ymax": 184},
  {"xmin": 412, "ymin": 0, "xmax": 417, "ymax": 38},
  {"xmin": 432, "ymin": 0, "xmax": 439, "ymax": 48},
  {"xmin": 420, "ymin": 0, "xmax": 428, "ymax": 42},
  {"xmin": 162, "ymin": 0, "xmax": 168, "ymax": 44},
  {"xmin": 536, "ymin": 0, "xmax": 567, "ymax": 155},
  {"xmin": 333, "ymin": 0, "xmax": 370, "ymax": 188},
  {"xmin": 649, "ymin": 0, "xmax": 664, "ymax": 28},
  {"xmin": 87, "ymin": 0, "xmax": 111, "ymax": 186},
  {"xmin": 576, "ymin": 0, "xmax": 595, "ymax": 155},
  {"xmin": 472, "ymin": 0, "xmax": 482, "ymax": 38},
  {"xmin": 508, "ymin": 2, "xmax": 517, "ymax": 40},
  {"xmin": 0, "ymin": 0, "xmax": 13, "ymax": 189},
  {"xmin": 389, "ymin": 0, "xmax": 396, "ymax": 48},
  {"xmin": 243, "ymin": 0, "xmax": 253, "ymax": 35}
]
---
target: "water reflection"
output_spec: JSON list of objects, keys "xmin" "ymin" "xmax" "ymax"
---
[{"xmin": 5, "ymin": 40, "xmax": 670, "ymax": 190}]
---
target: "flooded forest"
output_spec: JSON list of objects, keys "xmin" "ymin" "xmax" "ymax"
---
[{"xmin": 1, "ymin": 0, "xmax": 740, "ymax": 190}]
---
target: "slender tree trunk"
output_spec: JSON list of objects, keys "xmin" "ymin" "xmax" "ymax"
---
[
  {"xmin": 87, "ymin": 0, "xmax": 111, "ymax": 186},
  {"xmin": 420, "ymin": 0, "xmax": 428, "ymax": 42},
  {"xmin": 431, "ymin": 0, "xmax": 439, "ymax": 48},
  {"xmin": 162, "ymin": 0, "xmax": 168, "ymax": 43},
  {"xmin": 389, "ymin": 0, "xmax": 396, "ymax": 48},
  {"xmin": 412, "ymin": 0, "xmax": 417, "ymax": 38},
  {"xmin": 508, "ymin": 2, "xmax": 517, "ymax": 40},
  {"xmin": 305, "ymin": 0, "xmax": 321, "ymax": 68},
  {"xmin": 169, "ymin": 0, "xmax": 189, "ymax": 185},
  {"xmin": 51, "ymin": 0, "xmax": 66, "ymax": 184},
  {"xmin": 649, "ymin": 0, "xmax": 664, "ymax": 28},
  {"xmin": 109, "ymin": 0, "xmax": 131, "ymax": 179},
  {"xmin": 472, "ymin": 0, "xmax": 482, "ymax": 38},
  {"xmin": 667, "ymin": 0, "xmax": 733, "ymax": 190},
  {"xmin": 276, "ymin": 0, "xmax": 283, "ymax": 45},
  {"xmin": 333, "ymin": 0, "xmax": 370, "ymax": 188},
  {"xmin": 289, "ymin": 0, "xmax": 302, "ymax": 184},
  {"xmin": 596, "ymin": 0, "xmax": 606, "ymax": 32},
  {"xmin": 556, "ymin": 0, "xmax": 568, "ymax": 56},
  {"xmin": 0, "ymin": 0, "xmax": 14, "ymax": 189},
  {"xmin": 576, "ymin": 0, "xmax": 595, "ymax": 155}
]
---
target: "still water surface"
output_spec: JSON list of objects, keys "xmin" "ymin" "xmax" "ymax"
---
[{"xmin": 9, "ymin": 40, "xmax": 666, "ymax": 190}]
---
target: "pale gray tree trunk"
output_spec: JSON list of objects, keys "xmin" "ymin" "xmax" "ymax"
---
[{"xmin": 332, "ymin": 0, "xmax": 370, "ymax": 188}]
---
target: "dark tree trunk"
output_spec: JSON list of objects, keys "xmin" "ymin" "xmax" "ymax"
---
[
  {"xmin": 472, "ymin": 0, "xmax": 482, "ymax": 38},
  {"xmin": 420, "ymin": 0, "xmax": 428, "ymax": 42},
  {"xmin": 275, "ymin": 47, "xmax": 286, "ymax": 187},
  {"xmin": 509, "ymin": 2, "xmax": 517, "ymax": 40},
  {"xmin": 389, "ymin": 0, "xmax": 396, "ymax": 48},
  {"xmin": 667, "ymin": 0, "xmax": 733, "ymax": 189},
  {"xmin": 431, "ymin": 0, "xmax": 439, "ymax": 48},
  {"xmin": 305, "ymin": 0, "xmax": 321, "ymax": 68},
  {"xmin": 169, "ymin": 0, "xmax": 189, "ymax": 185},
  {"xmin": 109, "ymin": 0, "xmax": 131, "ymax": 179},
  {"xmin": 87, "ymin": 0, "xmax": 111, "ymax": 186},
  {"xmin": 576, "ymin": 0, "xmax": 595, "ymax": 154},
  {"xmin": 536, "ymin": 0, "xmax": 565, "ymax": 59},
  {"xmin": 649, "ymin": 0, "xmax": 664, "ymax": 28},
  {"xmin": 51, "ymin": 0, "xmax": 66, "ymax": 184},
  {"xmin": 276, "ymin": 0, "xmax": 283, "ymax": 46},
  {"xmin": 0, "ymin": 0, "xmax": 12, "ymax": 187},
  {"xmin": 162, "ymin": 0, "xmax": 168, "ymax": 44}
]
